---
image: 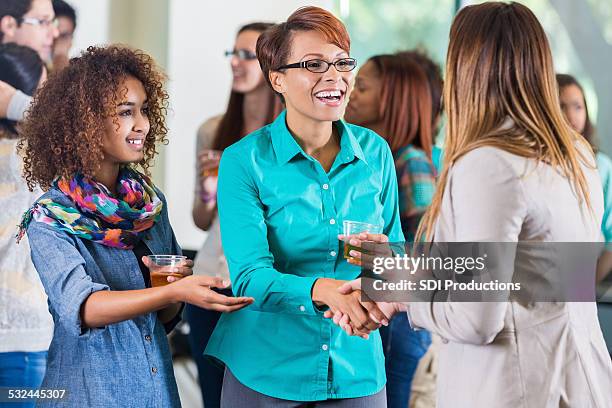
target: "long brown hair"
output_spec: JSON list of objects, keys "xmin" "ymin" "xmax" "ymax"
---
[
  {"xmin": 556, "ymin": 73, "xmax": 596, "ymax": 150},
  {"xmin": 397, "ymin": 50, "xmax": 444, "ymax": 137},
  {"xmin": 369, "ymin": 53, "xmax": 432, "ymax": 155},
  {"xmin": 213, "ymin": 22, "xmax": 279, "ymax": 150},
  {"xmin": 418, "ymin": 2, "xmax": 593, "ymax": 240}
]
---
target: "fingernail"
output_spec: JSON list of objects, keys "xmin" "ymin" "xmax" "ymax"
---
[
  {"xmin": 349, "ymin": 250, "xmax": 358, "ymax": 257},
  {"xmin": 349, "ymin": 239, "xmax": 358, "ymax": 245},
  {"xmin": 222, "ymin": 279, "xmax": 230, "ymax": 286},
  {"xmin": 382, "ymin": 319, "xmax": 389, "ymax": 326}
]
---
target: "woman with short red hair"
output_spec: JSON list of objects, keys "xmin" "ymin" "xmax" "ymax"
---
[{"xmin": 204, "ymin": 6, "xmax": 403, "ymax": 407}]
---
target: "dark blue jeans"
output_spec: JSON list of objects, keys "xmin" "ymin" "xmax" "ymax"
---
[
  {"xmin": 379, "ymin": 313, "xmax": 431, "ymax": 408},
  {"xmin": 0, "ymin": 351, "xmax": 47, "ymax": 408},
  {"xmin": 185, "ymin": 291, "xmax": 230, "ymax": 408}
]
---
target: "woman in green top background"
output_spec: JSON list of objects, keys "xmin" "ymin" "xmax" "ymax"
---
[
  {"xmin": 556, "ymin": 73, "xmax": 612, "ymax": 282},
  {"xmin": 205, "ymin": 6, "xmax": 404, "ymax": 407}
]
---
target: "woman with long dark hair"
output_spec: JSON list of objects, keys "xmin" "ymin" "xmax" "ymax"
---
[
  {"xmin": 344, "ymin": 52, "xmax": 436, "ymax": 407},
  {"xmin": 188, "ymin": 21, "xmax": 280, "ymax": 408},
  {"xmin": 0, "ymin": 42, "xmax": 51, "ymax": 408},
  {"xmin": 328, "ymin": 2, "xmax": 612, "ymax": 407}
]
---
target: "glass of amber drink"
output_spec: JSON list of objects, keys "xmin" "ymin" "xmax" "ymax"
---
[
  {"xmin": 146, "ymin": 255, "xmax": 188, "ymax": 287},
  {"xmin": 342, "ymin": 220, "xmax": 383, "ymax": 259},
  {"xmin": 201, "ymin": 150, "xmax": 222, "ymax": 178}
]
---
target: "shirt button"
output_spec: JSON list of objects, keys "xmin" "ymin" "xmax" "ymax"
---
[
  {"xmin": 322, "ymin": 183, "xmax": 329, "ymax": 190},
  {"xmin": 329, "ymin": 219, "xmax": 336, "ymax": 225},
  {"xmin": 299, "ymin": 305, "xmax": 306, "ymax": 312},
  {"xmin": 144, "ymin": 335, "xmax": 152, "ymax": 342},
  {"xmin": 322, "ymin": 344, "xmax": 329, "ymax": 351},
  {"xmin": 330, "ymin": 251, "xmax": 337, "ymax": 257},
  {"xmin": 151, "ymin": 367, "xmax": 158, "ymax": 374}
]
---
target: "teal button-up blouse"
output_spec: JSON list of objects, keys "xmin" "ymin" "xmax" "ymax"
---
[{"xmin": 205, "ymin": 110, "xmax": 404, "ymax": 401}]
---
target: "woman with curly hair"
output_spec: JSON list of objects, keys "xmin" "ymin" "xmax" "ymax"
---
[{"xmin": 17, "ymin": 45, "xmax": 253, "ymax": 407}]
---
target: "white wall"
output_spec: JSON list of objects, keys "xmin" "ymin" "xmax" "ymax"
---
[{"xmin": 166, "ymin": 0, "xmax": 333, "ymax": 250}]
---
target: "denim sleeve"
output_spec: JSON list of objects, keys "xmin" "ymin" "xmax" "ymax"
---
[
  {"xmin": 217, "ymin": 148, "xmax": 319, "ymax": 316},
  {"xmin": 27, "ymin": 221, "xmax": 110, "ymax": 338}
]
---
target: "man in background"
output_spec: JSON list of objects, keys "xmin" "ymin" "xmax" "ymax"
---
[
  {"xmin": 0, "ymin": 0, "xmax": 78, "ymax": 121},
  {"xmin": 0, "ymin": 0, "xmax": 58, "ymax": 62}
]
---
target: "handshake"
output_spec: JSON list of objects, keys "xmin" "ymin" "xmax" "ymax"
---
[
  {"xmin": 317, "ymin": 278, "xmax": 407, "ymax": 339},
  {"xmin": 312, "ymin": 232, "xmax": 408, "ymax": 339}
]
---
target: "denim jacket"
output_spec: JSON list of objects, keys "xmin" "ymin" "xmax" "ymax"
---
[{"xmin": 26, "ymin": 187, "xmax": 182, "ymax": 407}]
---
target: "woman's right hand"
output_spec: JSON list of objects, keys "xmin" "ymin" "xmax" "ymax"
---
[
  {"xmin": 311, "ymin": 278, "xmax": 388, "ymax": 339},
  {"xmin": 198, "ymin": 149, "xmax": 222, "ymax": 197},
  {"xmin": 167, "ymin": 275, "xmax": 254, "ymax": 312}
]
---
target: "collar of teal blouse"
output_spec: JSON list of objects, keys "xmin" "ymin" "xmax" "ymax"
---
[{"xmin": 270, "ymin": 110, "xmax": 367, "ymax": 166}]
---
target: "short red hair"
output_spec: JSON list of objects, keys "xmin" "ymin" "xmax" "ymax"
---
[{"xmin": 256, "ymin": 6, "xmax": 350, "ymax": 93}]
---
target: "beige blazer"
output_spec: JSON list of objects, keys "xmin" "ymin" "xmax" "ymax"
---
[{"xmin": 408, "ymin": 146, "xmax": 612, "ymax": 408}]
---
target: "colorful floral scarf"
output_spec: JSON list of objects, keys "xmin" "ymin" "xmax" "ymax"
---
[{"xmin": 18, "ymin": 167, "xmax": 163, "ymax": 249}]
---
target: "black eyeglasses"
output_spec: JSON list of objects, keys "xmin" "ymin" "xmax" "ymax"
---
[
  {"xmin": 276, "ymin": 58, "xmax": 357, "ymax": 73},
  {"xmin": 224, "ymin": 49, "xmax": 257, "ymax": 61}
]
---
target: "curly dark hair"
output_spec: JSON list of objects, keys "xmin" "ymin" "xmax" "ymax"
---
[{"xmin": 18, "ymin": 45, "xmax": 169, "ymax": 191}]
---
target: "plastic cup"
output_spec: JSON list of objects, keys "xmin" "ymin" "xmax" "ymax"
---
[
  {"xmin": 342, "ymin": 220, "xmax": 383, "ymax": 259},
  {"xmin": 146, "ymin": 255, "xmax": 188, "ymax": 287}
]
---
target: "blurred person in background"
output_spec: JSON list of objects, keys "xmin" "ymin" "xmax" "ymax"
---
[
  {"xmin": 188, "ymin": 21, "xmax": 279, "ymax": 408},
  {"xmin": 0, "ymin": 0, "xmax": 59, "ymax": 124},
  {"xmin": 0, "ymin": 0, "xmax": 59, "ymax": 63},
  {"xmin": 0, "ymin": 43, "xmax": 52, "ymax": 408},
  {"xmin": 344, "ymin": 52, "xmax": 435, "ymax": 408},
  {"xmin": 557, "ymin": 73, "xmax": 612, "ymax": 283},
  {"xmin": 398, "ymin": 50, "xmax": 444, "ymax": 174},
  {"xmin": 51, "ymin": 0, "xmax": 76, "ymax": 71}
]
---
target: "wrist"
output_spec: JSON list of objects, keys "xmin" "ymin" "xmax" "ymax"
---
[
  {"xmin": 162, "ymin": 283, "xmax": 182, "ymax": 304},
  {"xmin": 312, "ymin": 278, "xmax": 338, "ymax": 306}
]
